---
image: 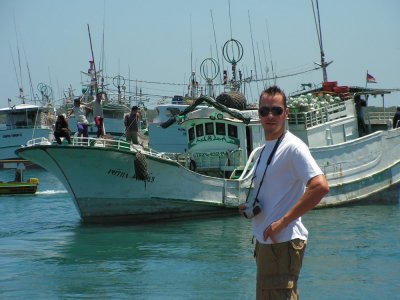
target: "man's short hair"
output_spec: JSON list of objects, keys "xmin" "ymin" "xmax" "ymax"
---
[
  {"xmin": 259, "ymin": 85, "xmax": 287, "ymax": 107},
  {"xmin": 131, "ymin": 106, "xmax": 139, "ymax": 111}
]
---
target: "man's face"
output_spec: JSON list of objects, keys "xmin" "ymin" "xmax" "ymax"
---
[{"xmin": 258, "ymin": 93, "xmax": 288, "ymax": 140}]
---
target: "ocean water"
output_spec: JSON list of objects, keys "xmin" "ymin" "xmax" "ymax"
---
[{"xmin": 0, "ymin": 170, "xmax": 399, "ymax": 300}]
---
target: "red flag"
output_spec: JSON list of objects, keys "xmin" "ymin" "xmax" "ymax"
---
[{"xmin": 367, "ymin": 73, "xmax": 377, "ymax": 83}]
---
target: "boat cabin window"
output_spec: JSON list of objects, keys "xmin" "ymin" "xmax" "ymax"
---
[
  {"xmin": 188, "ymin": 127, "xmax": 195, "ymax": 141},
  {"xmin": 196, "ymin": 124, "xmax": 204, "ymax": 137},
  {"xmin": 216, "ymin": 122, "xmax": 225, "ymax": 135},
  {"xmin": 205, "ymin": 122, "xmax": 214, "ymax": 135},
  {"xmin": 227, "ymin": 124, "xmax": 238, "ymax": 138},
  {"xmin": 7, "ymin": 111, "xmax": 37, "ymax": 128}
]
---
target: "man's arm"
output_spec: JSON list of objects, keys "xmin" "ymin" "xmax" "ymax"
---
[{"xmin": 263, "ymin": 174, "xmax": 329, "ymax": 242}]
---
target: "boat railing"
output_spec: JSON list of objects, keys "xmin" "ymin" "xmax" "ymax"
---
[
  {"xmin": 365, "ymin": 111, "xmax": 395, "ymax": 127},
  {"xmin": 26, "ymin": 137, "xmax": 52, "ymax": 147},
  {"xmin": 236, "ymin": 146, "xmax": 263, "ymax": 181},
  {"xmin": 288, "ymin": 101, "xmax": 348, "ymax": 129}
]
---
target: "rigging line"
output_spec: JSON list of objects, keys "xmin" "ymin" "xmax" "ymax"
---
[
  {"xmin": 26, "ymin": 62, "xmax": 35, "ymax": 103},
  {"xmin": 13, "ymin": 14, "xmax": 24, "ymax": 101},
  {"xmin": 20, "ymin": 34, "xmax": 35, "ymax": 102},
  {"xmin": 13, "ymin": 12, "xmax": 23, "ymax": 91},
  {"xmin": 248, "ymin": 10, "xmax": 259, "ymax": 92},
  {"xmin": 316, "ymin": 0, "xmax": 325, "ymax": 54},
  {"xmin": 257, "ymin": 66, "xmax": 320, "ymax": 82},
  {"xmin": 256, "ymin": 41, "xmax": 266, "ymax": 89},
  {"xmin": 261, "ymin": 41, "xmax": 269, "ymax": 88},
  {"xmin": 104, "ymin": 65, "xmax": 320, "ymax": 91},
  {"xmin": 210, "ymin": 9, "xmax": 223, "ymax": 85},
  {"xmin": 310, "ymin": 0, "xmax": 322, "ymax": 49},
  {"xmin": 101, "ymin": 0, "xmax": 106, "ymax": 91},
  {"xmin": 9, "ymin": 43, "xmax": 21, "ymax": 96},
  {"xmin": 265, "ymin": 19, "xmax": 275, "ymax": 83},
  {"xmin": 103, "ymin": 76, "xmax": 187, "ymax": 86}
]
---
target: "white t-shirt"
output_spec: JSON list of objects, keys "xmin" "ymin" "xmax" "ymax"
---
[
  {"xmin": 91, "ymin": 100, "xmax": 104, "ymax": 118},
  {"xmin": 251, "ymin": 131, "xmax": 323, "ymax": 244},
  {"xmin": 73, "ymin": 105, "xmax": 89, "ymax": 124}
]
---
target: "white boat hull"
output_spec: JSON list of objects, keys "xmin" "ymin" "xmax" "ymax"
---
[
  {"xmin": 16, "ymin": 129, "xmax": 400, "ymax": 223},
  {"xmin": 0, "ymin": 128, "xmax": 52, "ymax": 160},
  {"xmin": 312, "ymin": 129, "xmax": 400, "ymax": 207},
  {"xmin": 16, "ymin": 144, "xmax": 249, "ymax": 222}
]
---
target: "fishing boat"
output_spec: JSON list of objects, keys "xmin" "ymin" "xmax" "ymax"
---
[
  {"xmin": 15, "ymin": 84, "xmax": 400, "ymax": 222},
  {"xmin": 0, "ymin": 160, "xmax": 39, "ymax": 195},
  {"xmin": 0, "ymin": 101, "xmax": 54, "ymax": 166}
]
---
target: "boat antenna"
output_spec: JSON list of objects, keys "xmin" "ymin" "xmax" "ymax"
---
[
  {"xmin": 87, "ymin": 24, "xmax": 98, "ymax": 92},
  {"xmin": 311, "ymin": 0, "xmax": 331, "ymax": 82}
]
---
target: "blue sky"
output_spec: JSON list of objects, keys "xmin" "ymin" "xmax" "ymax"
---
[{"xmin": 1, "ymin": 0, "xmax": 399, "ymax": 108}]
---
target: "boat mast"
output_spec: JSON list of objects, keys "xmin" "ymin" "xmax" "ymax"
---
[
  {"xmin": 311, "ymin": 0, "xmax": 331, "ymax": 82},
  {"xmin": 87, "ymin": 24, "xmax": 98, "ymax": 93}
]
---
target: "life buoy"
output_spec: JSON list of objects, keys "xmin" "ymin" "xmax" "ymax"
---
[{"xmin": 189, "ymin": 159, "xmax": 196, "ymax": 172}]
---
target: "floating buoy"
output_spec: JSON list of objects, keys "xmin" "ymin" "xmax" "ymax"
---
[{"xmin": 28, "ymin": 178, "xmax": 39, "ymax": 184}]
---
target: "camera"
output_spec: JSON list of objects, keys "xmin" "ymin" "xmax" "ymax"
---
[{"xmin": 243, "ymin": 197, "xmax": 261, "ymax": 219}]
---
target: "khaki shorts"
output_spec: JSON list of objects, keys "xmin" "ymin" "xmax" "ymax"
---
[
  {"xmin": 126, "ymin": 131, "xmax": 138, "ymax": 144},
  {"xmin": 255, "ymin": 239, "xmax": 306, "ymax": 300}
]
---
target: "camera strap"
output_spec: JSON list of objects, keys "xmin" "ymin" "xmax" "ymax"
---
[{"xmin": 246, "ymin": 132, "xmax": 285, "ymax": 203}]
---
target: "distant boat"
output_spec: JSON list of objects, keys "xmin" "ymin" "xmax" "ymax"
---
[
  {"xmin": 0, "ymin": 160, "xmax": 39, "ymax": 195},
  {"xmin": 15, "ymin": 86, "xmax": 400, "ymax": 222},
  {"xmin": 0, "ymin": 102, "xmax": 54, "ymax": 167}
]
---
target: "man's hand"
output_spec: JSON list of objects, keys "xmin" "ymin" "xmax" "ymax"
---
[{"xmin": 263, "ymin": 218, "xmax": 288, "ymax": 243}]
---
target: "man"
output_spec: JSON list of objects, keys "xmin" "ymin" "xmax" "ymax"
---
[
  {"xmin": 393, "ymin": 106, "xmax": 400, "ymax": 128},
  {"xmin": 239, "ymin": 86, "xmax": 329, "ymax": 300},
  {"xmin": 70, "ymin": 98, "xmax": 91, "ymax": 140},
  {"xmin": 53, "ymin": 114, "xmax": 71, "ymax": 144},
  {"xmin": 91, "ymin": 92, "xmax": 105, "ymax": 137},
  {"xmin": 354, "ymin": 94, "xmax": 368, "ymax": 135},
  {"xmin": 124, "ymin": 106, "xmax": 140, "ymax": 144}
]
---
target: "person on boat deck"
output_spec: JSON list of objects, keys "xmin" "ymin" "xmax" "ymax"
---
[
  {"xmin": 69, "ymin": 98, "xmax": 91, "ymax": 140},
  {"xmin": 354, "ymin": 94, "xmax": 368, "ymax": 135},
  {"xmin": 89, "ymin": 92, "xmax": 106, "ymax": 137},
  {"xmin": 14, "ymin": 168, "xmax": 23, "ymax": 182},
  {"xmin": 392, "ymin": 106, "xmax": 400, "ymax": 128},
  {"xmin": 54, "ymin": 114, "xmax": 72, "ymax": 144},
  {"xmin": 239, "ymin": 86, "xmax": 329, "ymax": 300},
  {"xmin": 124, "ymin": 106, "xmax": 141, "ymax": 144}
]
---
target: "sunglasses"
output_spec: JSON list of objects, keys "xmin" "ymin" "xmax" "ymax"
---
[{"xmin": 258, "ymin": 106, "xmax": 284, "ymax": 117}]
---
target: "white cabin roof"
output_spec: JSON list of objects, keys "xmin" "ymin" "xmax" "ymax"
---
[{"xmin": 0, "ymin": 103, "xmax": 46, "ymax": 112}]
